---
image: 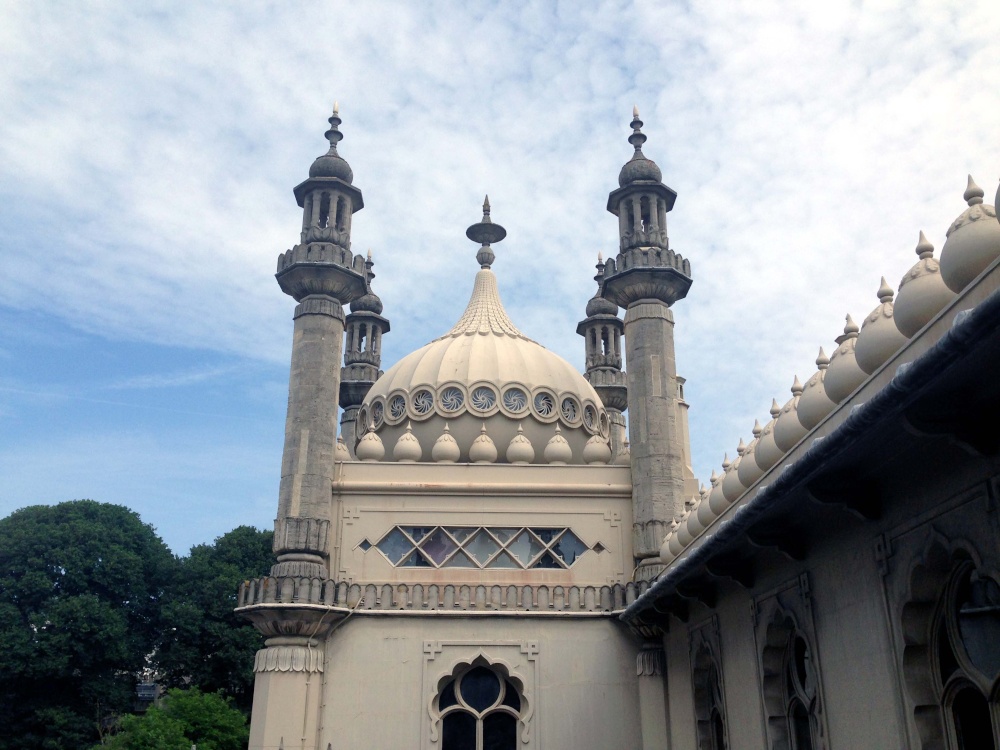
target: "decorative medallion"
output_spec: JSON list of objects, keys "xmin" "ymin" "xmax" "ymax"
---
[
  {"xmin": 412, "ymin": 389, "xmax": 434, "ymax": 416},
  {"xmin": 470, "ymin": 386, "xmax": 498, "ymax": 412},
  {"xmin": 389, "ymin": 394, "xmax": 407, "ymax": 421},
  {"xmin": 440, "ymin": 387, "xmax": 465, "ymax": 413},
  {"xmin": 502, "ymin": 387, "xmax": 528, "ymax": 413},
  {"xmin": 560, "ymin": 397, "xmax": 580, "ymax": 424},
  {"xmin": 533, "ymin": 392, "xmax": 555, "ymax": 418}
]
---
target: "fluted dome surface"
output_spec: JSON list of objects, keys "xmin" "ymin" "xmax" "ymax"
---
[{"xmin": 360, "ymin": 267, "xmax": 609, "ymax": 462}]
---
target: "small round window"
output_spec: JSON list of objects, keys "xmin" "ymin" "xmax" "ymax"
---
[
  {"xmin": 533, "ymin": 392, "xmax": 555, "ymax": 417},
  {"xmin": 388, "ymin": 395, "xmax": 406, "ymax": 421},
  {"xmin": 372, "ymin": 401, "xmax": 385, "ymax": 428},
  {"xmin": 470, "ymin": 386, "xmax": 497, "ymax": 412},
  {"xmin": 440, "ymin": 387, "xmax": 465, "ymax": 413},
  {"xmin": 502, "ymin": 387, "xmax": 527, "ymax": 414},
  {"xmin": 583, "ymin": 404, "xmax": 597, "ymax": 431},
  {"xmin": 561, "ymin": 397, "xmax": 580, "ymax": 423},
  {"xmin": 412, "ymin": 389, "xmax": 434, "ymax": 416}
]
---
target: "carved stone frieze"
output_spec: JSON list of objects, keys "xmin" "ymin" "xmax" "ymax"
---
[
  {"xmin": 273, "ymin": 516, "xmax": 330, "ymax": 556},
  {"xmin": 636, "ymin": 645, "xmax": 665, "ymax": 677},
  {"xmin": 254, "ymin": 645, "xmax": 325, "ymax": 674}
]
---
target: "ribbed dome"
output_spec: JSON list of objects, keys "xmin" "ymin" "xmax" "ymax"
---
[{"xmin": 360, "ymin": 267, "xmax": 609, "ymax": 463}]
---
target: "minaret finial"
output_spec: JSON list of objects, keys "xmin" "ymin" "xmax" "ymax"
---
[
  {"xmin": 333, "ymin": 100, "xmax": 339, "ymax": 115},
  {"xmin": 628, "ymin": 107, "xmax": 647, "ymax": 152},
  {"xmin": 466, "ymin": 195, "xmax": 507, "ymax": 269},
  {"xmin": 324, "ymin": 105, "xmax": 344, "ymax": 151},
  {"xmin": 964, "ymin": 175, "xmax": 984, "ymax": 206},
  {"xmin": 915, "ymin": 230, "xmax": 934, "ymax": 259}
]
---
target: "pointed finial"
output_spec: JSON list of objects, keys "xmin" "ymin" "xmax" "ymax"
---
[
  {"xmin": 633, "ymin": 104, "xmax": 639, "ymax": 118},
  {"xmin": 598, "ymin": 251, "xmax": 603, "ymax": 263},
  {"xmin": 333, "ymin": 101, "xmax": 339, "ymax": 115},
  {"xmin": 791, "ymin": 375, "xmax": 804, "ymax": 395},
  {"xmin": 964, "ymin": 175, "xmax": 984, "ymax": 206},
  {"xmin": 467, "ymin": 196, "xmax": 506, "ymax": 268},
  {"xmin": 628, "ymin": 107, "xmax": 647, "ymax": 152},
  {"xmin": 721, "ymin": 453, "xmax": 731, "ymax": 471},
  {"xmin": 915, "ymin": 230, "xmax": 934, "ymax": 259},
  {"xmin": 844, "ymin": 314, "xmax": 860, "ymax": 336},
  {"xmin": 877, "ymin": 276, "xmax": 894, "ymax": 303},
  {"xmin": 443, "ymin": 423, "xmax": 450, "ymax": 433},
  {"xmin": 367, "ymin": 248, "xmax": 373, "ymax": 261},
  {"xmin": 483, "ymin": 195, "xmax": 491, "ymax": 214},
  {"xmin": 710, "ymin": 469, "xmax": 719, "ymax": 484},
  {"xmin": 752, "ymin": 419, "xmax": 762, "ymax": 438},
  {"xmin": 736, "ymin": 438, "xmax": 746, "ymax": 456},
  {"xmin": 324, "ymin": 105, "xmax": 344, "ymax": 150},
  {"xmin": 816, "ymin": 346, "xmax": 830, "ymax": 369},
  {"xmin": 770, "ymin": 398, "xmax": 781, "ymax": 419}
]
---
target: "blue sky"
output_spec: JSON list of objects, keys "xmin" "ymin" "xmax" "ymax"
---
[{"xmin": 1, "ymin": 1, "xmax": 998, "ymax": 554}]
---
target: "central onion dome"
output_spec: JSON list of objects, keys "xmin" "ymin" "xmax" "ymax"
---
[{"xmin": 358, "ymin": 199, "xmax": 610, "ymax": 464}]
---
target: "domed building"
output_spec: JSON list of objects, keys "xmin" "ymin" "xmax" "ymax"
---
[{"xmin": 238, "ymin": 106, "xmax": 1000, "ymax": 750}]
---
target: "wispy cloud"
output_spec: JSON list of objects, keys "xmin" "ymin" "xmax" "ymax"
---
[
  {"xmin": 0, "ymin": 0, "xmax": 998, "ymax": 542},
  {"xmin": 105, "ymin": 365, "xmax": 236, "ymax": 390}
]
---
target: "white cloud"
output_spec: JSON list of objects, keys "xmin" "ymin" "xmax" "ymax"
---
[{"xmin": 1, "ymin": 0, "xmax": 998, "ymax": 524}]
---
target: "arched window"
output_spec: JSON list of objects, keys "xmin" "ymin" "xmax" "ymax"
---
[
  {"xmin": 692, "ymin": 643, "xmax": 728, "ymax": 750},
  {"xmin": 785, "ymin": 634, "xmax": 818, "ymax": 750},
  {"xmin": 318, "ymin": 192, "xmax": 331, "ymax": 228},
  {"xmin": 936, "ymin": 562, "xmax": 1000, "ymax": 749},
  {"xmin": 436, "ymin": 664, "xmax": 522, "ymax": 750}
]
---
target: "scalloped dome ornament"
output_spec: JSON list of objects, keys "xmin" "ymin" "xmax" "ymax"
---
[
  {"xmin": 773, "ymin": 376, "xmax": 808, "ymax": 453},
  {"xmin": 543, "ymin": 425, "xmax": 574, "ymax": 465},
  {"xmin": 825, "ymin": 315, "xmax": 867, "ymax": 403},
  {"xmin": 797, "ymin": 348, "xmax": 837, "ymax": 430},
  {"xmin": 894, "ymin": 231, "xmax": 955, "ymax": 337},
  {"xmin": 431, "ymin": 424, "xmax": 461, "ymax": 463},
  {"xmin": 940, "ymin": 176, "xmax": 1000, "ymax": 293},
  {"xmin": 360, "ymin": 200, "xmax": 608, "ymax": 463},
  {"xmin": 855, "ymin": 277, "xmax": 909, "ymax": 374}
]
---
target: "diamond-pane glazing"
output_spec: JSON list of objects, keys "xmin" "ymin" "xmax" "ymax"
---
[
  {"xmin": 552, "ymin": 531, "xmax": 588, "ymax": 565},
  {"xmin": 467, "ymin": 531, "xmax": 500, "ymax": 563},
  {"xmin": 422, "ymin": 529, "xmax": 459, "ymax": 564},
  {"xmin": 508, "ymin": 531, "xmax": 544, "ymax": 565},
  {"xmin": 376, "ymin": 528, "xmax": 413, "ymax": 564}
]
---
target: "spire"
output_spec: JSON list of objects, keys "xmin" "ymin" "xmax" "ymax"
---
[
  {"xmin": 324, "ymin": 103, "xmax": 344, "ymax": 152},
  {"xmin": 915, "ymin": 230, "xmax": 934, "ymax": 259},
  {"xmin": 466, "ymin": 195, "xmax": 507, "ymax": 268},
  {"xmin": 628, "ymin": 105, "xmax": 647, "ymax": 153},
  {"xmin": 964, "ymin": 175, "xmax": 984, "ymax": 206},
  {"xmin": 877, "ymin": 276, "xmax": 894, "ymax": 303}
]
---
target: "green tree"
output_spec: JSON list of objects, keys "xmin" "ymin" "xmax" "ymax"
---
[
  {"xmin": 98, "ymin": 688, "xmax": 248, "ymax": 750},
  {"xmin": 157, "ymin": 525, "xmax": 273, "ymax": 713},
  {"xmin": 0, "ymin": 500, "xmax": 177, "ymax": 750}
]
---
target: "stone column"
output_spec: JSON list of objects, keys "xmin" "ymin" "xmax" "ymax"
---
[
  {"xmin": 624, "ymin": 301, "xmax": 687, "ymax": 558},
  {"xmin": 637, "ymin": 645, "xmax": 669, "ymax": 750},
  {"xmin": 339, "ymin": 405, "xmax": 361, "ymax": 458},
  {"xmin": 248, "ymin": 637, "xmax": 326, "ymax": 750}
]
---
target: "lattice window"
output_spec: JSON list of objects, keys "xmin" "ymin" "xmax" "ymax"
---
[{"xmin": 368, "ymin": 526, "xmax": 593, "ymax": 570}]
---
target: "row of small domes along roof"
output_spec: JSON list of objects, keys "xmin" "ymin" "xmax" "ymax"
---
[
  {"xmin": 338, "ymin": 422, "xmax": 630, "ymax": 466},
  {"xmin": 661, "ymin": 175, "xmax": 1000, "ymax": 564}
]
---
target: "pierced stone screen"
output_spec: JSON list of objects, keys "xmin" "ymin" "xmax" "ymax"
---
[{"xmin": 368, "ymin": 526, "xmax": 592, "ymax": 570}]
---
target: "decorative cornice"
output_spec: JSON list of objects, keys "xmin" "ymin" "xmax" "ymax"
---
[
  {"xmin": 293, "ymin": 296, "xmax": 345, "ymax": 321},
  {"xmin": 254, "ymin": 645, "xmax": 324, "ymax": 674},
  {"xmin": 636, "ymin": 646, "xmax": 665, "ymax": 676}
]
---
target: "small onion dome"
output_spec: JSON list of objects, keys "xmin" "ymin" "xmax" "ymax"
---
[
  {"xmin": 685, "ymin": 493, "xmax": 707, "ymax": 540},
  {"xmin": 661, "ymin": 517, "xmax": 683, "ymax": 562},
  {"xmin": 350, "ymin": 291, "xmax": 384, "ymax": 314},
  {"xmin": 707, "ymin": 468, "xmax": 729, "ymax": 516},
  {"xmin": 798, "ymin": 348, "xmax": 837, "ymax": 430},
  {"xmin": 506, "ymin": 425, "xmax": 535, "ymax": 464},
  {"xmin": 722, "ymin": 440, "xmax": 748, "ymax": 502},
  {"xmin": 738, "ymin": 420, "xmax": 765, "ymax": 487},
  {"xmin": 696, "ymin": 482, "xmax": 717, "ymax": 526},
  {"xmin": 613, "ymin": 439, "xmax": 631, "ymax": 466},
  {"xmin": 393, "ymin": 422, "xmax": 422, "ymax": 462},
  {"xmin": 335, "ymin": 435, "xmax": 352, "ymax": 462},
  {"xmin": 469, "ymin": 423, "xmax": 498, "ymax": 464},
  {"xmin": 855, "ymin": 277, "xmax": 909, "ymax": 374},
  {"xmin": 754, "ymin": 399, "xmax": 784, "ymax": 471},
  {"xmin": 586, "ymin": 292, "xmax": 618, "ymax": 317},
  {"xmin": 582, "ymin": 434, "xmax": 612, "ymax": 465},
  {"xmin": 618, "ymin": 107, "xmax": 663, "ymax": 186},
  {"xmin": 431, "ymin": 424, "xmax": 461, "ymax": 463},
  {"xmin": 309, "ymin": 106, "xmax": 354, "ymax": 182},
  {"xmin": 774, "ymin": 376, "xmax": 808, "ymax": 453},
  {"xmin": 356, "ymin": 426, "xmax": 385, "ymax": 462},
  {"xmin": 543, "ymin": 425, "xmax": 573, "ymax": 465},
  {"xmin": 895, "ymin": 231, "xmax": 956, "ymax": 337},
  {"xmin": 940, "ymin": 176, "xmax": 1000, "ymax": 293},
  {"xmin": 825, "ymin": 315, "xmax": 867, "ymax": 403},
  {"xmin": 675, "ymin": 506, "xmax": 695, "ymax": 547}
]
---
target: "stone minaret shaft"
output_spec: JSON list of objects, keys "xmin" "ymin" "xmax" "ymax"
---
[
  {"xmin": 273, "ymin": 106, "xmax": 368, "ymax": 577},
  {"xmin": 601, "ymin": 108, "xmax": 694, "ymax": 561}
]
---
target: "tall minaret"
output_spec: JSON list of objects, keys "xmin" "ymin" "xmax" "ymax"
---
[
  {"xmin": 272, "ymin": 104, "xmax": 369, "ymax": 579},
  {"xmin": 599, "ymin": 107, "xmax": 694, "ymax": 565},
  {"xmin": 577, "ymin": 254, "xmax": 628, "ymax": 457},
  {"xmin": 340, "ymin": 253, "xmax": 390, "ymax": 457}
]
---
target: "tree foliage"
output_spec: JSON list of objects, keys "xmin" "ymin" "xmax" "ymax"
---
[
  {"xmin": 0, "ymin": 501, "xmax": 177, "ymax": 750},
  {"xmin": 158, "ymin": 525, "xmax": 274, "ymax": 713},
  {"xmin": 98, "ymin": 688, "xmax": 249, "ymax": 750}
]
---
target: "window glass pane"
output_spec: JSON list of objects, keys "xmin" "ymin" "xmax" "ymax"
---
[
  {"xmin": 406, "ymin": 526, "xmax": 435, "ymax": 544},
  {"xmin": 509, "ymin": 531, "xmax": 544, "ymax": 565},
  {"xmin": 953, "ymin": 686, "xmax": 996, "ymax": 750},
  {"xmin": 439, "ymin": 680, "xmax": 458, "ymax": 709},
  {"xmin": 400, "ymin": 549, "xmax": 432, "ymax": 567},
  {"xmin": 487, "ymin": 551, "xmax": 520, "ymax": 569},
  {"xmin": 442, "ymin": 551, "xmax": 477, "ymax": 569},
  {"xmin": 376, "ymin": 528, "xmax": 413, "ymax": 564},
  {"xmin": 551, "ymin": 531, "xmax": 587, "ymax": 565},
  {"xmin": 482, "ymin": 712, "xmax": 517, "ymax": 750},
  {"xmin": 956, "ymin": 574, "xmax": 1000, "ymax": 680},
  {"xmin": 442, "ymin": 711, "xmax": 476, "ymax": 750},
  {"xmin": 460, "ymin": 667, "xmax": 501, "ymax": 712},
  {"xmin": 467, "ymin": 531, "xmax": 500, "ymax": 564},
  {"xmin": 422, "ymin": 528, "xmax": 459, "ymax": 565},
  {"xmin": 492, "ymin": 528, "xmax": 519, "ymax": 544},
  {"xmin": 501, "ymin": 681, "xmax": 520, "ymax": 711},
  {"xmin": 448, "ymin": 527, "xmax": 475, "ymax": 543},
  {"xmin": 531, "ymin": 528, "xmax": 557, "ymax": 544},
  {"xmin": 530, "ymin": 552, "xmax": 561, "ymax": 569}
]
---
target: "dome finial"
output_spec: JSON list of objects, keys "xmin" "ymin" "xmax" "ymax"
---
[
  {"xmin": 915, "ymin": 230, "xmax": 934, "ymax": 259},
  {"xmin": 324, "ymin": 105, "xmax": 344, "ymax": 151},
  {"xmin": 877, "ymin": 276, "xmax": 894, "ymax": 303},
  {"xmin": 964, "ymin": 175, "xmax": 984, "ymax": 206},
  {"xmin": 466, "ymin": 195, "xmax": 507, "ymax": 269},
  {"xmin": 628, "ymin": 107, "xmax": 647, "ymax": 152}
]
